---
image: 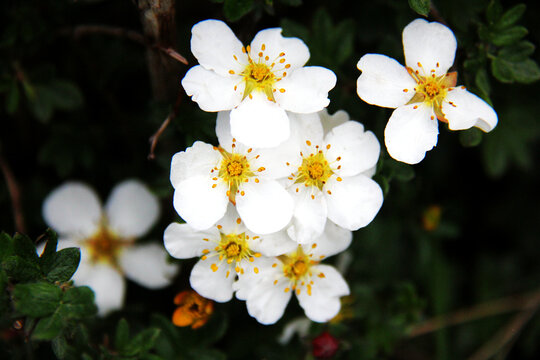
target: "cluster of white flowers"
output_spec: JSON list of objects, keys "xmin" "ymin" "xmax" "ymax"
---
[
  {"xmin": 42, "ymin": 180, "xmax": 179, "ymax": 316},
  {"xmin": 165, "ymin": 19, "xmax": 384, "ymax": 324}
]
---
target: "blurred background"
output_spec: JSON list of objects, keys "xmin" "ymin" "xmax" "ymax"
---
[{"xmin": 1, "ymin": 0, "xmax": 539, "ymax": 358}]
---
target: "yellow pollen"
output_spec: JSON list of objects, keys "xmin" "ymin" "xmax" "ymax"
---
[
  {"xmin": 211, "ymin": 264, "xmax": 218, "ymax": 272},
  {"xmin": 227, "ymin": 161, "xmax": 243, "ymax": 176}
]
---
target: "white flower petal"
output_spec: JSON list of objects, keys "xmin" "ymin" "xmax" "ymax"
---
[
  {"xmin": 297, "ymin": 265, "xmax": 349, "ymax": 322},
  {"xmin": 309, "ymin": 221, "xmax": 352, "ymax": 259},
  {"xmin": 325, "ymin": 175, "xmax": 383, "ymax": 231},
  {"xmin": 190, "ymin": 19, "xmax": 247, "ymax": 76},
  {"xmin": 384, "ymin": 104, "xmax": 439, "ymax": 164},
  {"xmin": 173, "ymin": 176, "xmax": 229, "ymax": 230},
  {"xmin": 119, "ymin": 243, "xmax": 178, "ymax": 289},
  {"xmin": 403, "ymin": 19, "xmax": 457, "ymax": 76},
  {"xmin": 250, "ymin": 231, "xmax": 297, "ymax": 257},
  {"xmin": 245, "ymin": 275, "xmax": 292, "ymax": 325},
  {"xmin": 230, "ymin": 94, "xmax": 290, "ymax": 148},
  {"xmin": 356, "ymin": 54, "xmax": 416, "ymax": 108},
  {"xmin": 288, "ymin": 187, "xmax": 327, "ymax": 244},
  {"xmin": 77, "ymin": 263, "xmax": 125, "ymax": 316},
  {"xmin": 274, "ymin": 67, "xmax": 336, "ymax": 113},
  {"xmin": 236, "ymin": 180, "xmax": 293, "ymax": 234},
  {"xmin": 42, "ymin": 182, "xmax": 102, "ymax": 238},
  {"xmin": 181, "ymin": 65, "xmax": 243, "ymax": 112},
  {"xmin": 216, "ymin": 111, "xmax": 234, "ymax": 149},
  {"xmin": 325, "ymin": 121, "xmax": 381, "ymax": 176},
  {"xmin": 190, "ymin": 259, "xmax": 235, "ymax": 302},
  {"xmin": 105, "ymin": 180, "xmax": 159, "ymax": 238},
  {"xmin": 249, "ymin": 28, "xmax": 310, "ymax": 70},
  {"xmin": 320, "ymin": 109, "xmax": 350, "ymax": 135},
  {"xmin": 234, "ymin": 257, "xmax": 276, "ymax": 300},
  {"xmin": 164, "ymin": 222, "xmax": 218, "ymax": 259},
  {"xmin": 170, "ymin": 141, "xmax": 221, "ymax": 187},
  {"xmin": 442, "ymin": 87, "xmax": 498, "ymax": 132},
  {"xmin": 277, "ymin": 317, "xmax": 312, "ymax": 345}
]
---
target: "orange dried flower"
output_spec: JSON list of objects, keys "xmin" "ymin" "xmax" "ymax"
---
[
  {"xmin": 172, "ymin": 290, "xmax": 214, "ymax": 329},
  {"xmin": 422, "ymin": 205, "xmax": 442, "ymax": 231}
]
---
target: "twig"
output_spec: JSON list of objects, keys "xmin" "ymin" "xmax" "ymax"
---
[
  {"xmin": 468, "ymin": 292, "xmax": 540, "ymax": 360},
  {"xmin": 408, "ymin": 288, "xmax": 540, "ymax": 338},
  {"xmin": 60, "ymin": 24, "xmax": 188, "ymax": 65},
  {"xmin": 148, "ymin": 91, "xmax": 184, "ymax": 159},
  {"xmin": 0, "ymin": 152, "xmax": 26, "ymax": 233},
  {"xmin": 148, "ymin": 114, "xmax": 173, "ymax": 160}
]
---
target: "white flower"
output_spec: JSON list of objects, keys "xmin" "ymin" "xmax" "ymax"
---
[
  {"xmin": 284, "ymin": 110, "xmax": 383, "ymax": 244},
  {"xmin": 42, "ymin": 180, "xmax": 179, "ymax": 316},
  {"xmin": 170, "ymin": 111, "xmax": 294, "ymax": 234},
  {"xmin": 234, "ymin": 221, "xmax": 351, "ymax": 324},
  {"xmin": 356, "ymin": 18, "xmax": 498, "ymax": 164},
  {"xmin": 181, "ymin": 19, "xmax": 337, "ymax": 148},
  {"xmin": 164, "ymin": 205, "xmax": 297, "ymax": 302}
]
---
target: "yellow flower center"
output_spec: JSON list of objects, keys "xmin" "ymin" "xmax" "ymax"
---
[
  {"xmin": 83, "ymin": 224, "xmax": 130, "ymax": 265},
  {"xmin": 249, "ymin": 63, "xmax": 274, "ymax": 83},
  {"xmin": 295, "ymin": 151, "xmax": 334, "ymax": 191},
  {"xmin": 405, "ymin": 64, "xmax": 458, "ymax": 122},
  {"xmin": 217, "ymin": 147, "xmax": 254, "ymax": 203},
  {"xmin": 279, "ymin": 246, "xmax": 321, "ymax": 296}
]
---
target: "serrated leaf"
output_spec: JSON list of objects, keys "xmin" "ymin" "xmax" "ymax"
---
[
  {"xmin": 491, "ymin": 57, "xmax": 540, "ymax": 84},
  {"xmin": 14, "ymin": 282, "xmax": 62, "ymax": 317},
  {"xmin": 223, "ymin": 0, "xmax": 254, "ymax": 22},
  {"xmin": 497, "ymin": 4, "xmax": 526, "ymax": 28},
  {"xmin": 459, "ymin": 128, "xmax": 483, "ymax": 147},
  {"xmin": 115, "ymin": 318, "xmax": 130, "ymax": 351},
  {"xmin": 408, "ymin": 0, "xmax": 430, "ymax": 17},
  {"xmin": 46, "ymin": 80, "xmax": 84, "ymax": 111},
  {"xmin": 45, "ymin": 247, "xmax": 80, "ymax": 283},
  {"xmin": 0, "ymin": 232, "xmax": 14, "ymax": 261},
  {"xmin": 491, "ymin": 26, "xmax": 527, "ymax": 46},
  {"xmin": 2, "ymin": 255, "xmax": 42, "ymax": 282}
]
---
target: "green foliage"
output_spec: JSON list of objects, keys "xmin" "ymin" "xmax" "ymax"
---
[
  {"xmin": 224, "ymin": 0, "xmax": 254, "ymax": 22},
  {"xmin": 408, "ymin": 0, "xmax": 431, "ymax": 17}
]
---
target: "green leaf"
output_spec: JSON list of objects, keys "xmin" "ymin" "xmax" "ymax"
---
[
  {"xmin": 124, "ymin": 328, "xmax": 161, "ymax": 356},
  {"xmin": 280, "ymin": 19, "xmax": 310, "ymax": 43},
  {"xmin": 44, "ymin": 248, "xmax": 80, "ymax": 283},
  {"xmin": 491, "ymin": 57, "xmax": 540, "ymax": 84},
  {"xmin": 5, "ymin": 79, "xmax": 20, "ymax": 114},
  {"xmin": 497, "ymin": 4, "xmax": 526, "ymax": 28},
  {"xmin": 408, "ymin": 0, "xmax": 430, "ymax": 17},
  {"xmin": 14, "ymin": 282, "xmax": 62, "ymax": 317},
  {"xmin": 474, "ymin": 68, "xmax": 491, "ymax": 103},
  {"xmin": 223, "ymin": 0, "xmax": 254, "ymax": 22},
  {"xmin": 491, "ymin": 26, "xmax": 527, "ymax": 46},
  {"xmin": 62, "ymin": 286, "xmax": 97, "ymax": 318},
  {"xmin": 32, "ymin": 310, "xmax": 64, "ymax": 340},
  {"xmin": 486, "ymin": 0, "xmax": 503, "ymax": 24},
  {"xmin": 52, "ymin": 336, "xmax": 68, "ymax": 359},
  {"xmin": 27, "ymin": 84, "xmax": 54, "ymax": 122},
  {"xmin": 0, "ymin": 232, "xmax": 14, "ymax": 261},
  {"xmin": 13, "ymin": 233, "xmax": 39, "ymax": 262},
  {"xmin": 459, "ymin": 128, "xmax": 483, "ymax": 147},
  {"xmin": 39, "ymin": 230, "xmax": 58, "ymax": 268},
  {"xmin": 278, "ymin": 0, "xmax": 301, "ymax": 6},
  {"xmin": 2, "ymin": 255, "xmax": 42, "ymax": 282},
  {"xmin": 46, "ymin": 80, "xmax": 84, "ymax": 111},
  {"xmin": 115, "ymin": 318, "xmax": 130, "ymax": 351},
  {"xmin": 498, "ymin": 41, "xmax": 535, "ymax": 62},
  {"xmin": 0, "ymin": 270, "xmax": 8, "ymax": 313}
]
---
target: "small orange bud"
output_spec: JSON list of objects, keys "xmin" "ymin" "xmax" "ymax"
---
[
  {"xmin": 172, "ymin": 290, "xmax": 214, "ymax": 329},
  {"xmin": 422, "ymin": 205, "xmax": 442, "ymax": 231}
]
